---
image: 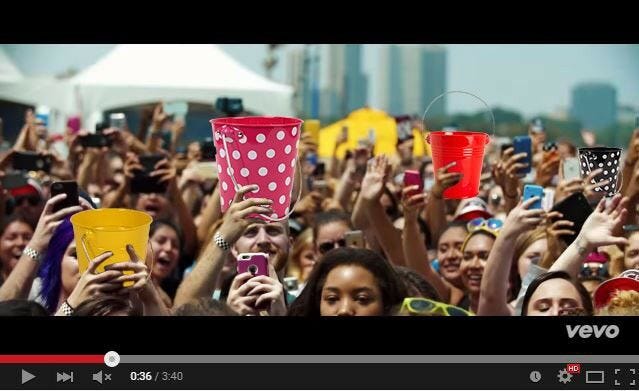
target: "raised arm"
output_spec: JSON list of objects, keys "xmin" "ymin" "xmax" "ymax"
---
[
  {"xmin": 173, "ymin": 185, "xmax": 273, "ymax": 308},
  {"xmin": 550, "ymin": 194, "xmax": 629, "ymax": 277},
  {"xmin": 425, "ymin": 162, "xmax": 462, "ymax": 245},
  {"xmin": 401, "ymin": 185, "xmax": 454, "ymax": 301},
  {"xmin": 0, "ymin": 195, "xmax": 85, "ymax": 301},
  {"xmin": 478, "ymin": 197, "xmax": 545, "ymax": 316},
  {"xmin": 358, "ymin": 155, "xmax": 405, "ymax": 266}
]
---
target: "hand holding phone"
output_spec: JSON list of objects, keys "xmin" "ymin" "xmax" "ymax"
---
[
  {"xmin": 562, "ymin": 157, "xmax": 581, "ymax": 181},
  {"xmin": 403, "ymin": 170, "xmax": 423, "ymax": 198},
  {"xmin": 522, "ymin": 184, "xmax": 544, "ymax": 210},
  {"xmin": 345, "ymin": 230, "xmax": 365, "ymax": 248},
  {"xmin": 130, "ymin": 154, "xmax": 168, "ymax": 194},
  {"xmin": 12, "ymin": 151, "xmax": 52, "ymax": 173},
  {"xmin": 50, "ymin": 181, "xmax": 79, "ymax": 213},
  {"xmin": 512, "ymin": 136, "xmax": 532, "ymax": 175},
  {"xmin": 236, "ymin": 253, "xmax": 269, "ymax": 277}
]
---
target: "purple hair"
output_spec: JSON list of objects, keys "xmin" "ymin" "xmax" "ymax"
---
[{"xmin": 38, "ymin": 217, "xmax": 74, "ymax": 314}]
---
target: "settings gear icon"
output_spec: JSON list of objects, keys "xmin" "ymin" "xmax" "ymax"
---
[{"xmin": 557, "ymin": 368, "xmax": 573, "ymax": 384}]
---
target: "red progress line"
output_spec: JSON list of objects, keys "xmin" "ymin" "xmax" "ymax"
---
[{"xmin": 0, "ymin": 355, "xmax": 103, "ymax": 364}]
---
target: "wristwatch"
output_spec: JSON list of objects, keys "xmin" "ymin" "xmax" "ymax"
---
[{"xmin": 214, "ymin": 232, "xmax": 231, "ymax": 251}]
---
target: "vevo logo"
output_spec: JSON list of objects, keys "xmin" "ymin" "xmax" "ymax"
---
[{"xmin": 566, "ymin": 325, "xmax": 620, "ymax": 339}]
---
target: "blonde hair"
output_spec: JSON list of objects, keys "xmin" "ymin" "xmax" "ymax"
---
[
  {"xmin": 514, "ymin": 227, "xmax": 548, "ymax": 268},
  {"xmin": 598, "ymin": 290, "xmax": 639, "ymax": 316},
  {"xmin": 286, "ymin": 228, "xmax": 315, "ymax": 282}
]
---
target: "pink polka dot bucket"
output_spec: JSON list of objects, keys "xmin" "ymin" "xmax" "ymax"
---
[{"xmin": 210, "ymin": 116, "xmax": 303, "ymax": 221}]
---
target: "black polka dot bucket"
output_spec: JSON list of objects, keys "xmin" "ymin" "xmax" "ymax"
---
[{"xmin": 578, "ymin": 147, "xmax": 622, "ymax": 197}]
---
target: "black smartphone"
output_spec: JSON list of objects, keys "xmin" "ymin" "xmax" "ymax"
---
[
  {"xmin": 313, "ymin": 162, "xmax": 325, "ymax": 178},
  {"xmin": 50, "ymin": 181, "xmax": 79, "ymax": 213},
  {"xmin": 12, "ymin": 151, "xmax": 52, "ymax": 173},
  {"xmin": 551, "ymin": 192, "xmax": 594, "ymax": 245},
  {"xmin": 200, "ymin": 139, "xmax": 216, "ymax": 162},
  {"xmin": 1, "ymin": 173, "xmax": 29, "ymax": 190},
  {"xmin": 79, "ymin": 133, "xmax": 111, "ymax": 148},
  {"xmin": 131, "ymin": 154, "xmax": 168, "ymax": 194}
]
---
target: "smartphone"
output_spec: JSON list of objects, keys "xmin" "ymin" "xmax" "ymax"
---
[
  {"xmin": 199, "ymin": 139, "xmax": 216, "ymax": 162},
  {"xmin": 313, "ymin": 162, "xmax": 325, "ymax": 178},
  {"xmin": 50, "ymin": 181, "xmax": 79, "ymax": 213},
  {"xmin": 1, "ymin": 173, "xmax": 28, "ymax": 190},
  {"xmin": 312, "ymin": 179, "xmax": 329, "ymax": 197},
  {"xmin": 131, "ymin": 154, "xmax": 168, "ymax": 194},
  {"xmin": 551, "ymin": 192, "xmax": 593, "ymax": 245},
  {"xmin": 562, "ymin": 157, "xmax": 581, "ymax": 181},
  {"xmin": 512, "ymin": 136, "xmax": 532, "ymax": 175},
  {"xmin": 109, "ymin": 113, "xmax": 126, "ymax": 130},
  {"xmin": 283, "ymin": 277, "xmax": 300, "ymax": 292},
  {"xmin": 368, "ymin": 129, "xmax": 376, "ymax": 145},
  {"xmin": 12, "ymin": 151, "xmax": 52, "ymax": 173},
  {"xmin": 345, "ymin": 230, "xmax": 365, "ymax": 248},
  {"xmin": 236, "ymin": 253, "xmax": 269, "ymax": 277},
  {"xmin": 523, "ymin": 184, "xmax": 544, "ymax": 210},
  {"xmin": 403, "ymin": 170, "xmax": 423, "ymax": 198},
  {"xmin": 79, "ymin": 133, "xmax": 111, "ymax": 148},
  {"xmin": 163, "ymin": 101, "xmax": 188, "ymax": 120}
]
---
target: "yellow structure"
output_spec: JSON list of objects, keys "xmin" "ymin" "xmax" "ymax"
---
[{"xmin": 316, "ymin": 107, "xmax": 430, "ymax": 159}]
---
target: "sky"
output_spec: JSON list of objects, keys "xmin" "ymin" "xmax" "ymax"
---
[{"xmin": 2, "ymin": 44, "xmax": 638, "ymax": 119}]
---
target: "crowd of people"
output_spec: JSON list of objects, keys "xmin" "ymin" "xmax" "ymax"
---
[{"xmin": 0, "ymin": 103, "xmax": 639, "ymax": 317}]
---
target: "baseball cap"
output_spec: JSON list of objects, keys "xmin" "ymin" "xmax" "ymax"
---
[
  {"xmin": 8, "ymin": 178, "xmax": 45, "ymax": 200},
  {"xmin": 453, "ymin": 197, "xmax": 493, "ymax": 221}
]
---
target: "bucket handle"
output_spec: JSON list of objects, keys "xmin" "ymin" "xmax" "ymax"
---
[
  {"xmin": 581, "ymin": 152, "xmax": 623, "ymax": 197},
  {"xmin": 219, "ymin": 127, "xmax": 303, "ymax": 222},
  {"xmin": 80, "ymin": 233, "xmax": 155, "ymax": 280},
  {"xmin": 421, "ymin": 90, "xmax": 496, "ymax": 143}
]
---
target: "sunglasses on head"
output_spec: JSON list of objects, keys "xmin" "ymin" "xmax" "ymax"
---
[
  {"xmin": 467, "ymin": 217, "xmax": 503, "ymax": 233},
  {"xmin": 14, "ymin": 194, "xmax": 41, "ymax": 206},
  {"xmin": 400, "ymin": 297, "xmax": 474, "ymax": 316},
  {"xmin": 318, "ymin": 239, "xmax": 347, "ymax": 255}
]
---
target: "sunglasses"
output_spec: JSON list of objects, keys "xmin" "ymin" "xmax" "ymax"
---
[
  {"xmin": 400, "ymin": 297, "xmax": 474, "ymax": 316},
  {"xmin": 14, "ymin": 195, "xmax": 42, "ymax": 207},
  {"xmin": 579, "ymin": 263, "xmax": 609, "ymax": 280},
  {"xmin": 467, "ymin": 218, "xmax": 503, "ymax": 233},
  {"xmin": 318, "ymin": 239, "xmax": 347, "ymax": 255}
]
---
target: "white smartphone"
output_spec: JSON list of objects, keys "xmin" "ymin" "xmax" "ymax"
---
[{"xmin": 562, "ymin": 157, "xmax": 581, "ymax": 181}]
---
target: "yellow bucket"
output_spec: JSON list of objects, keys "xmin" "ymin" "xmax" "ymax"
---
[{"xmin": 70, "ymin": 209, "xmax": 152, "ymax": 280}]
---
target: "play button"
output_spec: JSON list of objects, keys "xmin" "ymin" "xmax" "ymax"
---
[{"xmin": 21, "ymin": 369, "xmax": 36, "ymax": 384}]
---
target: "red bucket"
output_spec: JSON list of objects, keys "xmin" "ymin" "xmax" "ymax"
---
[
  {"xmin": 427, "ymin": 131, "xmax": 490, "ymax": 199},
  {"xmin": 210, "ymin": 116, "xmax": 303, "ymax": 221},
  {"xmin": 422, "ymin": 91, "xmax": 494, "ymax": 199}
]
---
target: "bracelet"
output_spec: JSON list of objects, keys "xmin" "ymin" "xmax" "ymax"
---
[
  {"xmin": 60, "ymin": 300, "xmax": 74, "ymax": 316},
  {"xmin": 214, "ymin": 232, "xmax": 231, "ymax": 251},
  {"xmin": 22, "ymin": 246, "xmax": 43, "ymax": 262}
]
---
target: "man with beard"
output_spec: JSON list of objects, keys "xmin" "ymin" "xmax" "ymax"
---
[{"xmin": 173, "ymin": 185, "xmax": 291, "ymax": 315}]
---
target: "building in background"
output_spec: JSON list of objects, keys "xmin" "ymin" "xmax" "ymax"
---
[
  {"xmin": 378, "ymin": 45, "xmax": 447, "ymax": 117},
  {"xmin": 570, "ymin": 82, "xmax": 617, "ymax": 131},
  {"xmin": 287, "ymin": 44, "xmax": 367, "ymax": 121}
]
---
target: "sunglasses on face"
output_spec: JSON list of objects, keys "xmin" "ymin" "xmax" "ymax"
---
[
  {"xmin": 467, "ymin": 218, "xmax": 503, "ymax": 234},
  {"xmin": 579, "ymin": 263, "xmax": 609, "ymax": 279},
  {"xmin": 318, "ymin": 239, "xmax": 347, "ymax": 255},
  {"xmin": 15, "ymin": 195, "xmax": 41, "ymax": 207},
  {"xmin": 400, "ymin": 297, "xmax": 473, "ymax": 316}
]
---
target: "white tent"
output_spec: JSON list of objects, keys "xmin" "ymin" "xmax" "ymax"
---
[
  {"xmin": 0, "ymin": 47, "xmax": 23, "ymax": 82},
  {"xmin": 70, "ymin": 44, "xmax": 294, "ymax": 126}
]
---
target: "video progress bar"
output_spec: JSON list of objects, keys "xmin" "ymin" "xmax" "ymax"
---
[{"xmin": 120, "ymin": 355, "xmax": 639, "ymax": 364}]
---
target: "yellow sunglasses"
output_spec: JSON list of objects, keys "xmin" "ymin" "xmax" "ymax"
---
[{"xmin": 399, "ymin": 297, "xmax": 474, "ymax": 316}]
